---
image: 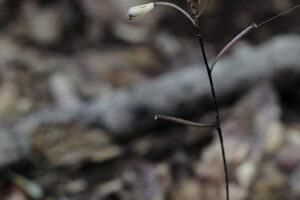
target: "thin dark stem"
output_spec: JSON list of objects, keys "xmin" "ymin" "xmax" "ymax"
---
[{"xmin": 196, "ymin": 30, "xmax": 230, "ymax": 200}]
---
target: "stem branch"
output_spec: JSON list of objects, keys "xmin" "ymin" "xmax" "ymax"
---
[
  {"xmin": 210, "ymin": 23, "xmax": 257, "ymax": 71},
  {"xmin": 155, "ymin": 114, "xmax": 216, "ymax": 127}
]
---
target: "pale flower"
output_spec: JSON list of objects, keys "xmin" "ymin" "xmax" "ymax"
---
[{"xmin": 127, "ymin": 3, "xmax": 155, "ymax": 20}]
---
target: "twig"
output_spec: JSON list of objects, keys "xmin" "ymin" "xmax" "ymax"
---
[{"xmin": 154, "ymin": 114, "xmax": 216, "ymax": 127}]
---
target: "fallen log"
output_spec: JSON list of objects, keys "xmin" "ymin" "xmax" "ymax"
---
[
  {"xmin": 1, "ymin": 34, "xmax": 300, "ymax": 167},
  {"xmin": 79, "ymin": 34, "xmax": 300, "ymax": 133}
]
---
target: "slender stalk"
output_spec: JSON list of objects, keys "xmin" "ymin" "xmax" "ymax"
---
[
  {"xmin": 210, "ymin": 23, "xmax": 257, "ymax": 71},
  {"xmin": 256, "ymin": 3, "xmax": 300, "ymax": 28},
  {"xmin": 154, "ymin": 114, "xmax": 216, "ymax": 127},
  {"xmin": 210, "ymin": 3, "xmax": 300, "ymax": 71},
  {"xmin": 196, "ymin": 29, "xmax": 230, "ymax": 200},
  {"xmin": 155, "ymin": 2, "xmax": 195, "ymax": 26}
]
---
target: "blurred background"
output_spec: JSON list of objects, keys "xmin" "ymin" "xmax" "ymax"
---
[{"xmin": 0, "ymin": 0, "xmax": 299, "ymax": 199}]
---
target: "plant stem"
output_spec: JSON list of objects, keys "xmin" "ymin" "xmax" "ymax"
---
[{"xmin": 196, "ymin": 29, "xmax": 230, "ymax": 200}]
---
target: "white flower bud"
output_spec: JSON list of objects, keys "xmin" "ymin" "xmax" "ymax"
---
[{"xmin": 127, "ymin": 3, "xmax": 155, "ymax": 20}]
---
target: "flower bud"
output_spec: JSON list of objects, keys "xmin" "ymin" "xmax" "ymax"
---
[{"xmin": 127, "ymin": 3, "xmax": 155, "ymax": 20}]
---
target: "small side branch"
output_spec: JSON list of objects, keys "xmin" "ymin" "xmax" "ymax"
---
[
  {"xmin": 210, "ymin": 3, "xmax": 300, "ymax": 72},
  {"xmin": 210, "ymin": 23, "xmax": 257, "ymax": 71},
  {"xmin": 154, "ymin": 114, "xmax": 216, "ymax": 128}
]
